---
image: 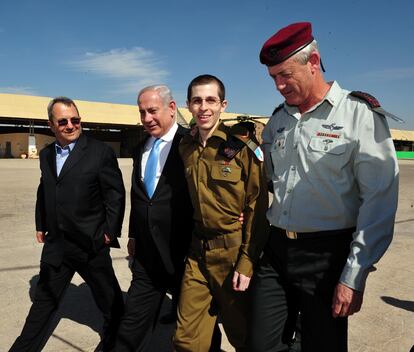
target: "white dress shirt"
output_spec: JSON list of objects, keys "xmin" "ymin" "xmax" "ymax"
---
[{"xmin": 141, "ymin": 123, "xmax": 178, "ymax": 189}]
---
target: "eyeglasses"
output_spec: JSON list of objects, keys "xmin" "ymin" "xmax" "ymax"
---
[
  {"xmin": 189, "ymin": 97, "xmax": 222, "ymax": 107},
  {"xmin": 56, "ymin": 117, "xmax": 81, "ymax": 127}
]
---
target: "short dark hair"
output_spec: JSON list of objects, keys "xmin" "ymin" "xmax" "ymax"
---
[
  {"xmin": 187, "ymin": 74, "xmax": 225, "ymax": 102},
  {"xmin": 47, "ymin": 96, "xmax": 80, "ymax": 121}
]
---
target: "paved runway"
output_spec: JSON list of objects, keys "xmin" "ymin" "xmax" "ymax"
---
[{"xmin": 0, "ymin": 159, "xmax": 413, "ymax": 351}]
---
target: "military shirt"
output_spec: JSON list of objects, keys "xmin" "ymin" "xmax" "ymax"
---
[
  {"xmin": 262, "ymin": 81, "xmax": 399, "ymax": 291},
  {"xmin": 180, "ymin": 122, "xmax": 269, "ymax": 277}
]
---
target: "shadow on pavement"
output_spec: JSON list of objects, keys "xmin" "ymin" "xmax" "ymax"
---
[
  {"xmin": 25, "ymin": 274, "xmax": 177, "ymax": 351},
  {"xmin": 381, "ymin": 296, "xmax": 414, "ymax": 312}
]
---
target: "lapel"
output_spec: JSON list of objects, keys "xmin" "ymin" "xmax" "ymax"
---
[
  {"xmin": 134, "ymin": 135, "xmax": 150, "ymax": 190},
  {"xmin": 152, "ymin": 126, "xmax": 184, "ymax": 197},
  {"xmin": 45, "ymin": 143, "xmax": 57, "ymax": 179},
  {"xmin": 57, "ymin": 134, "xmax": 88, "ymax": 181}
]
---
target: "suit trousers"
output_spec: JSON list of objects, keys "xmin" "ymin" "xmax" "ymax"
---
[
  {"xmin": 114, "ymin": 257, "xmax": 180, "ymax": 351},
  {"xmin": 9, "ymin": 243, "xmax": 124, "ymax": 352},
  {"xmin": 174, "ymin": 242, "xmax": 248, "ymax": 352},
  {"xmin": 249, "ymin": 227, "xmax": 353, "ymax": 352}
]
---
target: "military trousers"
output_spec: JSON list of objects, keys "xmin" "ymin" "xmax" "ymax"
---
[
  {"xmin": 174, "ymin": 236, "xmax": 248, "ymax": 352},
  {"xmin": 249, "ymin": 226, "xmax": 353, "ymax": 352}
]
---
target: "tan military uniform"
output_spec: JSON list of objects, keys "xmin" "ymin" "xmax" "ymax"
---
[{"xmin": 173, "ymin": 122, "xmax": 269, "ymax": 352}]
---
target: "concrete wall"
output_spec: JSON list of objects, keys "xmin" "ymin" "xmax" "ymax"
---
[
  {"xmin": 0, "ymin": 132, "xmax": 121, "ymax": 158},
  {"xmin": 0, "ymin": 133, "xmax": 55, "ymax": 158}
]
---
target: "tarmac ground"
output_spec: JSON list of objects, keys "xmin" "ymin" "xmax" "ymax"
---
[{"xmin": 0, "ymin": 158, "xmax": 413, "ymax": 352}]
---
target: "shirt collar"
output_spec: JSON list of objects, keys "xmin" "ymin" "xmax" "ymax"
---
[
  {"xmin": 146, "ymin": 122, "xmax": 178, "ymax": 149},
  {"xmin": 192, "ymin": 120, "xmax": 228, "ymax": 142},
  {"xmin": 161, "ymin": 122, "xmax": 178, "ymax": 142},
  {"xmin": 323, "ymin": 81, "xmax": 343, "ymax": 107},
  {"xmin": 283, "ymin": 81, "xmax": 343, "ymax": 117},
  {"xmin": 55, "ymin": 140, "xmax": 76, "ymax": 154}
]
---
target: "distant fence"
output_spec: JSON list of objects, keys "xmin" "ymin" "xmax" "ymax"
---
[{"xmin": 396, "ymin": 151, "xmax": 414, "ymax": 159}]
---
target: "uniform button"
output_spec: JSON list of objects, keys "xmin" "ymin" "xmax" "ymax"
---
[
  {"xmin": 287, "ymin": 189, "xmax": 292, "ymax": 193},
  {"xmin": 294, "ymin": 143, "xmax": 298, "ymax": 149},
  {"xmin": 283, "ymin": 211, "xmax": 288, "ymax": 215},
  {"xmin": 291, "ymin": 166, "xmax": 296, "ymax": 171},
  {"xmin": 149, "ymin": 202, "xmax": 152, "ymax": 206}
]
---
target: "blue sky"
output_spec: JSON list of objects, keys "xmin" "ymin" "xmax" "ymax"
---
[{"xmin": 1, "ymin": 0, "xmax": 413, "ymax": 129}]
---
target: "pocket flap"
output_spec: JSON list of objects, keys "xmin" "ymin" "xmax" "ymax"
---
[
  {"xmin": 309, "ymin": 137, "xmax": 347, "ymax": 155},
  {"xmin": 211, "ymin": 164, "xmax": 241, "ymax": 183}
]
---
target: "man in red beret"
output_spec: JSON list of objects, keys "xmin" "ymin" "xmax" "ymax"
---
[{"xmin": 250, "ymin": 22, "xmax": 399, "ymax": 351}]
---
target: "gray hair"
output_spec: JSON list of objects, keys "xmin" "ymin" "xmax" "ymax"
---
[
  {"xmin": 47, "ymin": 96, "xmax": 79, "ymax": 121},
  {"xmin": 292, "ymin": 40, "xmax": 320, "ymax": 65},
  {"xmin": 137, "ymin": 85, "xmax": 174, "ymax": 107}
]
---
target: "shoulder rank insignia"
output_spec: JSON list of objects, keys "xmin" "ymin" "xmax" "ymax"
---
[
  {"xmin": 350, "ymin": 91, "xmax": 404, "ymax": 123},
  {"xmin": 271, "ymin": 103, "xmax": 284, "ymax": 116},
  {"xmin": 228, "ymin": 123, "xmax": 264, "ymax": 162},
  {"xmin": 218, "ymin": 135, "xmax": 246, "ymax": 160}
]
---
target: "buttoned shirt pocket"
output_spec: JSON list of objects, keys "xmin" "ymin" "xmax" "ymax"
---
[
  {"xmin": 309, "ymin": 136, "xmax": 347, "ymax": 155},
  {"xmin": 270, "ymin": 134, "xmax": 286, "ymax": 163},
  {"xmin": 211, "ymin": 164, "xmax": 242, "ymax": 183},
  {"xmin": 307, "ymin": 136, "xmax": 348, "ymax": 180},
  {"xmin": 209, "ymin": 163, "xmax": 243, "ymax": 213}
]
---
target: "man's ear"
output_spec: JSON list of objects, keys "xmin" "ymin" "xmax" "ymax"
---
[
  {"xmin": 220, "ymin": 99, "xmax": 228, "ymax": 113},
  {"xmin": 169, "ymin": 100, "xmax": 177, "ymax": 117},
  {"xmin": 47, "ymin": 120, "xmax": 55, "ymax": 133},
  {"xmin": 308, "ymin": 51, "xmax": 321, "ymax": 72}
]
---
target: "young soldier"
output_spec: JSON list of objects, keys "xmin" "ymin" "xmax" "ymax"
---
[{"xmin": 173, "ymin": 74, "xmax": 269, "ymax": 351}]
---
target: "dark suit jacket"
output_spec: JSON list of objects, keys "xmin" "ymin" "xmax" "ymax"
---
[
  {"xmin": 129, "ymin": 125, "xmax": 193, "ymax": 276},
  {"xmin": 35, "ymin": 134, "xmax": 126, "ymax": 266}
]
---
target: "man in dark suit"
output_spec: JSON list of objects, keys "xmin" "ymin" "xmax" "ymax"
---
[
  {"xmin": 10, "ymin": 96, "xmax": 125, "ymax": 352},
  {"xmin": 114, "ymin": 85, "xmax": 222, "ymax": 351},
  {"xmin": 114, "ymin": 85, "xmax": 191, "ymax": 351}
]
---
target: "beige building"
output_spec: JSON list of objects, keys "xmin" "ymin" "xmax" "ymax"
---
[
  {"xmin": 0, "ymin": 93, "xmax": 411, "ymax": 158},
  {"xmin": 0, "ymin": 93, "xmax": 268, "ymax": 158}
]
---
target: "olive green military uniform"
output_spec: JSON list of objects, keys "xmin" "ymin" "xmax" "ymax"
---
[{"xmin": 173, "ymin": 122, "xmax": 269, "ymax": 352}]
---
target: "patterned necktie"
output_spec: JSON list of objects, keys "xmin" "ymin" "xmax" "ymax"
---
[{"xmin": 144, "ymin": 138, "xmax": 162, "ymax": 198}]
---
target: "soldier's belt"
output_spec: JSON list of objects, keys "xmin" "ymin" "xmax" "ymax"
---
[
  {"xmin": 271, "ymin": 226, "xmax": 355, "ymax": 240},
  {"xmin": 192, "ymin": 234, "xmax": 242, "ymax": 250}
]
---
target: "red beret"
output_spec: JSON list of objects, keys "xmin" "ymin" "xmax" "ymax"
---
[{"xmin": 260, "ymin": 22, "xmax": 314, "ymax": 66}]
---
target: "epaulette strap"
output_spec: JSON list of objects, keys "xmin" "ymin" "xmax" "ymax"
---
[
  {"xmin": 230, "ymin": 133, "xmax": 264, "ymax": 162},
  {"xmin": 246, "ymin": 138, "xmax": 264, "ymax": 161},
  {"xmin": 350, "ymin": 91, "xmax": 404, "ymax": 123},
  {"xmin": 218, "ymin": 135, "xmax": 246, "ymax": 160},
  {"xmin": 271, "ymin": 103, "xmax": 284, "ymax": 116},
  {"xmin": 350, "ymin": 91, "xmax": 381, "ymax": 108}
]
